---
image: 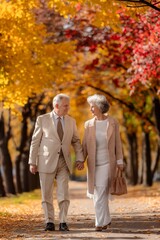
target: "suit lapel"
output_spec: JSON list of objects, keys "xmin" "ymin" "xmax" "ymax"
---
[
  {"xmin": 63, "ymin": 115, "xmax": 69, "ymax": 140},
  {"xmin": 48, "ymin": 112, "xmax": 59, "ymax": 139}
]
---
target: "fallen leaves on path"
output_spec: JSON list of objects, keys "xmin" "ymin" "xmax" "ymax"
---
[{"xmin": 0, "ymin": 182, "xmax": 160, "ymax": 239}]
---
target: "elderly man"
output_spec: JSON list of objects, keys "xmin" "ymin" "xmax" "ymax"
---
[{"xmin": 29, "ymin": 93, "xmax": 84, "ymax": 232}]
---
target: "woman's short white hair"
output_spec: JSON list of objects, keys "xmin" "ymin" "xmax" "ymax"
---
[
  {"xmin": 53, "ymin": 93, "xmax": 70, "ymax": 107},
  {"xmin": 87, "ymin": 94, "xmax": 110, "ymax": 113}
]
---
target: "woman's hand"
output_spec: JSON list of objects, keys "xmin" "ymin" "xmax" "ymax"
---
[
  {"xmin": 76, "ymin": 161, "xmax": 84, "ymax": 170},
  {"xmin": 117, "ymin": 164, "xmax": 124, "ymax": 171}
]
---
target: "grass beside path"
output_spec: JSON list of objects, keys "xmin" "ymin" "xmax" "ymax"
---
[{"xmin": 0, "ymin": 181, "xmax": 160, "ymax": 240}]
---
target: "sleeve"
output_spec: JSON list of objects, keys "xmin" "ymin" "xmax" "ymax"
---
[
  {"xmin": 28, "ymin": 116, "xmax": 43, "ymax": 165},
  {"xmin": 71, "ymin": 119, "xmax": 84, "ymax": 162}
]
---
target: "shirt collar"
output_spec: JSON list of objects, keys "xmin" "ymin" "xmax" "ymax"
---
[{"xmin": 52, "ymin": 111, "xmax": 63, "ymax": 120}]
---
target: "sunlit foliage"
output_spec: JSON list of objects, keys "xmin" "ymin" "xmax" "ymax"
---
[{"xmin": 0, "ymin": 0, "xmax": 75, "ymax": 112}]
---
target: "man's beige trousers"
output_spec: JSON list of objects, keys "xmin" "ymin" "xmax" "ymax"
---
[{"xmin": 39, "ymin": 156, "xmax": 70, "ymax": 223}]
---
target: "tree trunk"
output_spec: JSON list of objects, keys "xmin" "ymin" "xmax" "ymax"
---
[
  {"xmin": 28, "ymin": 171, "xmax": 40, "ymax": 191},
  {"xmin": 142, "ymin": 132, "xmax": 153, "ymax": 186},
  {"xmin": 0, "ymin": 169, "xmax": 6, "ymax": 197},
  {"xmin": 152, "ymin": 143, "xmax": 160, "ymax": 180},
  {"xmin": 22, "ymin": 152, "xmax": 30, "ymax": 192},
  {"xmin": 15, "ymin": 155, "xmax": 23, "ymax": 193},
  {"xmin": 1, "ymin": 143, "xmax": 16, "ymax": 194},
  {"xmin": 151, "ymin": 97, "xmax": 160, "ymax": 180},
  {"xmin": 153, "ymin": 97, "xmax": 160, "ymax": 135},
  {"xmin": 127, "ymin": 132, "xmax": 138, "ymax": 185},
  {"xmin": 15, "ymin": 95, "xmax": 45, "ymax": 192},
  {"xmin": 0, "ymin": 113, "xmax": 16, "ymax": 195},
  {"xmin": 15, "ymin": 108, "xmax": 28, "ymax": 193}
]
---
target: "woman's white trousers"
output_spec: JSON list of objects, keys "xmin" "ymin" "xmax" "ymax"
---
[{"xmin": 93, "ymin": 163, "xmax": 111, "ymax": 227}]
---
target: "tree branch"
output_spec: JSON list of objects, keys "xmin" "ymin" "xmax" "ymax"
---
[
  {"xmin": 117, "ymin": 0, "xmax": 160, "ymax": 12},
  {"xmin": 87, "ymin": 83, "xmax": 156, "ymax": 130}
]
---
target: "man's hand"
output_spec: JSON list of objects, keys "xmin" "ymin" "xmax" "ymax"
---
[
  {"xmin": 76, "ymin": 161, "xmax": 84, "ymax": 170},
  {"xmin": 29, "ymin": 165, "xmax": 38, "ymax": 174}
]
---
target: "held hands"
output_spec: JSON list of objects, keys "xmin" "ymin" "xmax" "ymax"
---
[
  {"xmin": 117, "ymin": 164, "xmax": 124, "ymax": 171},
  {"xmin": 76, "ymin": 161, "xmax": 84, "ymax": 170},
  {"xmin": 29, "ymin": 165, "xmax": 38, "ymax": 174}
]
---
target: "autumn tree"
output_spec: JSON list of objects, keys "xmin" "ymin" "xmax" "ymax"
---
[
  {"xmin": 39, "ymin": 5, "xmax": 160, "ymax": 185},
  {"xmin": 0, "ymin": 0, "xmax": 75, "ymax": 111},
  {"xmin": 0, "ymin": 0, "xmax": 75, "ymax": 195},
  {"xmin": 1, "ymin": 0, "xmax": 160, "ymax": 195}
]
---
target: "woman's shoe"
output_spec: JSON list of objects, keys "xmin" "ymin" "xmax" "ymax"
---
[
  {"xmin": 102, "ymin": 222, "xmax": 111, "ymax": 230},
  {"xmin": 95, "ymin": 226, "xmax": 102, "ymax": 231}
]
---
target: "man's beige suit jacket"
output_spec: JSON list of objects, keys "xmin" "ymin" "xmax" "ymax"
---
[{"xmin": 28, "ymin": 112, "xmax": 84, "ymax": 174}]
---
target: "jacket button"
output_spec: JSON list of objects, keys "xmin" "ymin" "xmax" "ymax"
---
[{"xmin": 58, "ymin": 152, "xmax": 60, "ymax": 154}]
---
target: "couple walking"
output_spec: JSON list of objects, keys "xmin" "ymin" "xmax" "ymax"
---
[{"xmin": 28, "ymin": 93, "xmax": 124, "ymax": 232}]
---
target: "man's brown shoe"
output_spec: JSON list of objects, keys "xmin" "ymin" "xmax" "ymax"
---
[
  {"xmin": 59, "ymin": 223, "xmax": 69, "ymax": 231},
  {"xmin": 45, "ymin": 222, "xmax": 55, "ymax": 231}
]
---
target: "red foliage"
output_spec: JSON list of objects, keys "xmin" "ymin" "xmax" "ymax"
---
[
  {"xmin": 76, "ymin": 3, "xmax": 82, "ymax": 12},
  {"xmin": 125, "ymin": 10, "xmax": 160, "ymax": 93},
  {"xmin": 35, "ymin": 5, "xmax": 160, "ymax": 94},
  {"xmin": 85, "ymin": 58, "xmax": 99, "ymax": 70}
]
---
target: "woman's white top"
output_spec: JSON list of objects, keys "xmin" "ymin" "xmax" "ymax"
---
[
  {"xmin": 87, "ymin": 118, "xmax": 123, "ymax": 199},
  {"xmin": 95, "ymin": 119, "xmax": 109, "ymax": 166},
  {"xmin": 95, "ymin": 118, "xmax": 123, "ymax": 165}
]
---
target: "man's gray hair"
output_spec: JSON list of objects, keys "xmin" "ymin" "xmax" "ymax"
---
[
  {"xmin": 53, "ymin": 93, "xmax": 70, "ymax": 107},
  {"xmin": 87, "ymin": 94, "xmax": 110, "ymax": 113}
]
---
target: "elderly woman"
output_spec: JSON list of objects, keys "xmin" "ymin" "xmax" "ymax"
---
[{"xmin": 82, "ymin": 94, "xmax": 124, "ymax": 231}]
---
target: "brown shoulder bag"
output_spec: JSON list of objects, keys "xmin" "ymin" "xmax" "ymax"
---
[{"xmin": 110, "ymin": 169, "xmax": 127, "ymax": 195}]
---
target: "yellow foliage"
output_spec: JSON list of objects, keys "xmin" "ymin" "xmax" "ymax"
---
[
  {"xmin": 48, "ymin": 0, "xmax": 145, "ymax": 30},
  {"xmin": 0, "ymin": 0, "xmax": 76, "ymax": 112},
  {"xmin": 0, "ymin": 0, "xmax": 154, "ymax": 114},
  {"xmin": 48, "ymin": 0, "xmax": 121, "ymax": 28}
]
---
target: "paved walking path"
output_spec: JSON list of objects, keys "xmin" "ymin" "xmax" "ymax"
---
[
  {"xmin": 31, "ymin": 181, "xmax": 160, "ymax": 240},
  {"xmin": 0, "ymin": 181, "xmax": 160, "ymax": 239},
  {"xmin": 65, "ymin": 181, "xmax": 160, "ymax": 240}
]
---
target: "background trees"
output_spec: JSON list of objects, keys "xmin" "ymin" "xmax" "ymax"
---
[{"xmin": 0, "ymin": 0, "xmax": 160, "ymax": 196}]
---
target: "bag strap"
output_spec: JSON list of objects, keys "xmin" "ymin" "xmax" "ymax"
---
[{"xmin": 117, "ymin": 168, "xmax": 123, "ymax": 177}]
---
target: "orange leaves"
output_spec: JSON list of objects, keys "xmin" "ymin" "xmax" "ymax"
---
[{"xmin": 0, "ymin": 182, "xmax": 160, "ymax": 239}]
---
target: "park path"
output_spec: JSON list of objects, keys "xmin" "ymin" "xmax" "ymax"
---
[{"xmin": 0, "ymin": 181, "xmax": 160, "ymax": 240}]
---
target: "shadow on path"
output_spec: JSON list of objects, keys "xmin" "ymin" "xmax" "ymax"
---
[{"xmin": 0, "ymin": 212, "xmax": 159, "ymax": 240}]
